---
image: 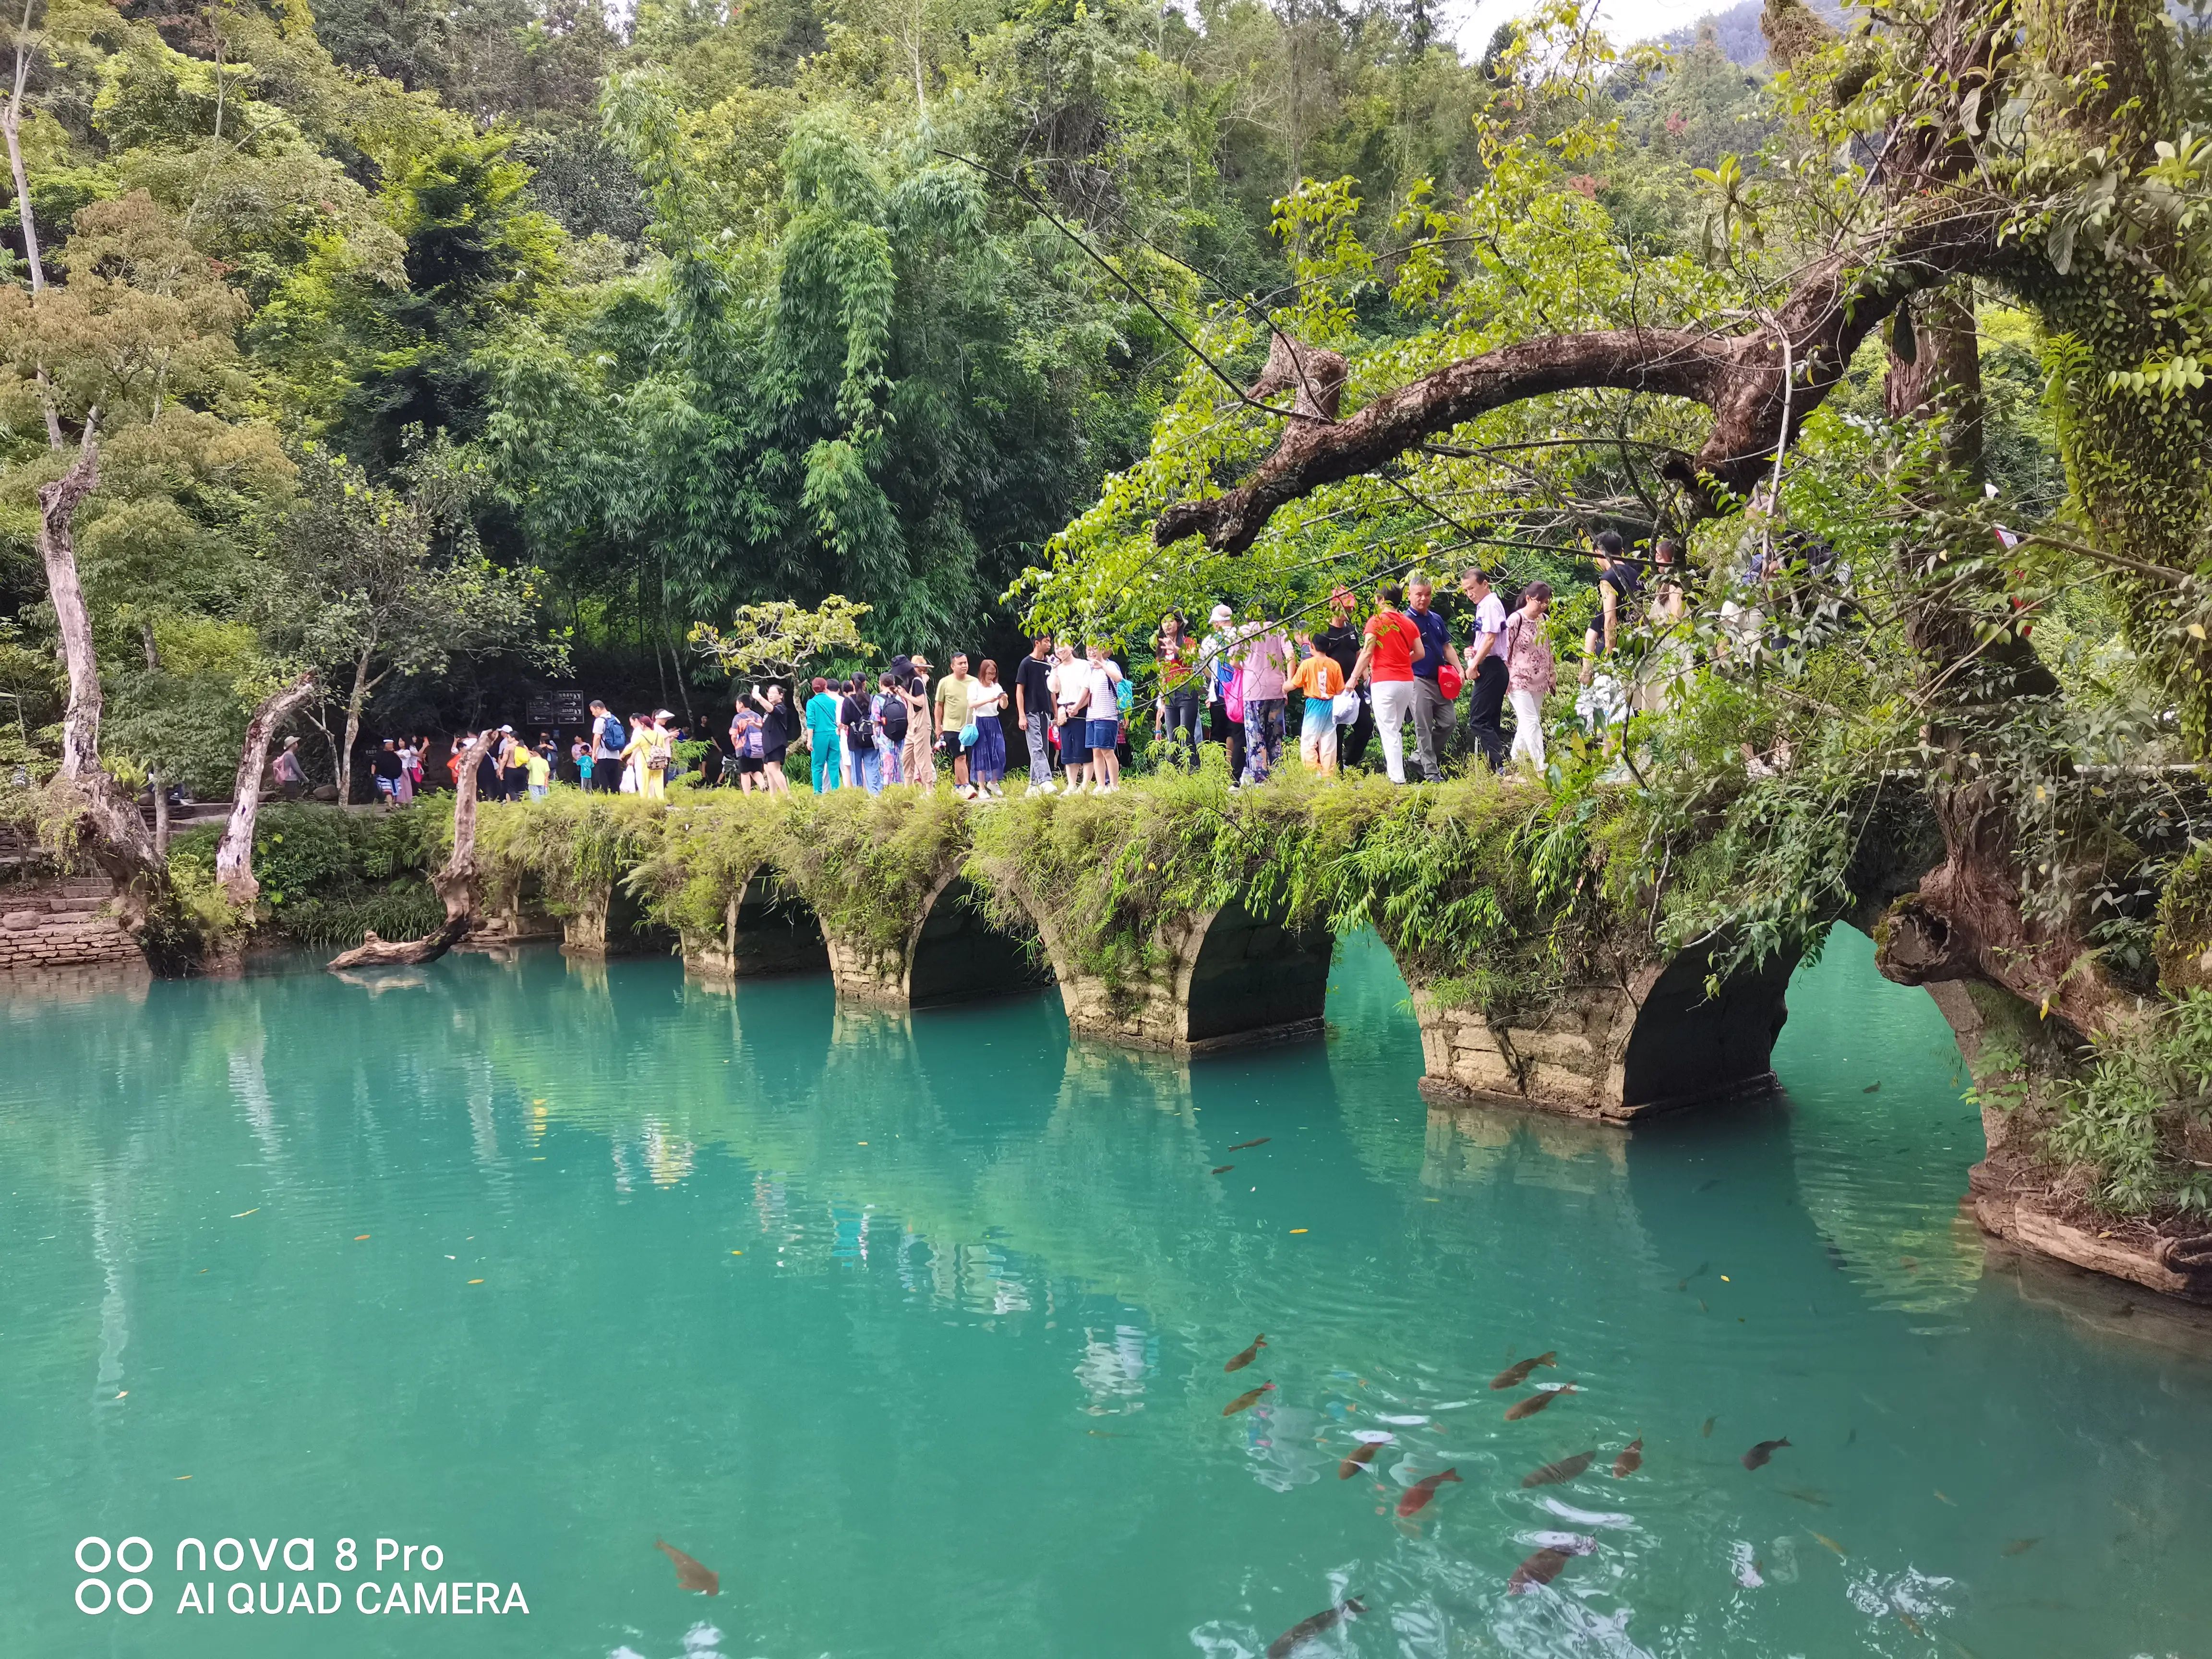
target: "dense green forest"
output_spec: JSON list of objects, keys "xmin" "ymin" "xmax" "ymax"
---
[{"xmin": 0, "ymin": 0, "xmax": 1816, "ymax": 793}]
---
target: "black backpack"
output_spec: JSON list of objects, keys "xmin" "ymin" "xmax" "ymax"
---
[{"xmin": 881, "ymin": 693, "xmax": 909, "ymax": 741}]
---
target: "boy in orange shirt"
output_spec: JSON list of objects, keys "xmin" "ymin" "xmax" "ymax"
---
[{"xmin": 1289, "ymin": 634, "xmax": 1347, "ymax": 776}]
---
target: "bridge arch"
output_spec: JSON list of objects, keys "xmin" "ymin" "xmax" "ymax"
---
[
  {"xmin": 901, "ymin": 871, "xmax": 1056, "ymax": 1008},
  {"xmin": 1171, "ymin": 896, "xmax": 1334, "ymax": 1051},
  {"xmin": 1615, "ymin": 941, "xmax": 1798, "ymax": 1116}
]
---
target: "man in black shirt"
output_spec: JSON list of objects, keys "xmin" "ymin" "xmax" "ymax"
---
[
  {"xmin": 1593, "ymin": 529, "xmax": 1641, "ymax": 654},
  {"xmin": 370, "ymin": 739, "xmax": 403, "ymax": 806},
  {"xmin": 1013, "ymin": 634, "xmax": 1055, "ymax": 790},
  {"xmin": 1312, "ymin": 587, "xmax": 1371, "ymax": 768}
]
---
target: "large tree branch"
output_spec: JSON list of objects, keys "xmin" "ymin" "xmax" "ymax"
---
[{"xmin": 1155, "ymin": 212, "xmax": 2008, "ymax": 553}]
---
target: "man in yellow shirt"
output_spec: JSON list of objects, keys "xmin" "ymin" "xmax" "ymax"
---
[
  {"xmin": 933, "ymin": 652, "xmax": 976, "ymax": 797},
  {"xmin": 1289, "ymin": 634, "xmax": 1347, "ymax": 776}
]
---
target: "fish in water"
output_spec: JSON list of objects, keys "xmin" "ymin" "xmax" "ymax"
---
[
  {"xmin": 1742, "ymin": 1437, "xmax": 1791, "ymax": 1469},
  {"xmin": 1701, "ymin": 1416, "xmax": 1716, "ymax": 1438},
  {"xmin": 2002, "ymin": 1537, "xmax": 2040, "ymax": 1556},
  {"xmin": 1612, "ymin": 1436, "xmax": 1643, "ymax": 1478},
  {"xmin": 1227, "ymin": 1138, "xmax": 1271, "ymax": 1152},
  {"xmin": 1223, "ymin": 1382, "xmax": 1274, "ymax": 1416},
  {"xmin": 1864, "ymin": 1081, "xmax": 1882, "ymax": 1093},
  {"xmin": 1698, "ymin": 1299, "xmax": 1710, "ymax": 1313},
  {"xmin": 1508, "ymin": 1548, "xmax": 1573, "ymax": 1595},
  {"xmin": 1809, "ymin": 1531, "xmax": 1847, "ymax": 1558},
  {"xmin": 1696, "ymin": 1178, "xmax": 1722, "ymax": 1192},
  {"xmin": 1899, "ymin": 1611, "xmax": 1924, "ymax": 1636},
  {"xmin": 654, "ymin": 1539, "xmax": 718, "ymax": 1596},
  {"xmin": 1522, "ymin": 1450, "xmax": 1596, "ymax": 1488},
  {"xmin": 1226, "ymin": 1334, "xmax": 1266, "ymax": 1372},
  {"xmin": 1782, "ymin": 1488, "xmax": 1830, "ymax": 1507},
  {"xmin": 1264, "ymin": 1596, "xmax": 1367, "ymax": 1658},
  {"xmin": 1491, "ymin": 1351, "xmax": 1557, "ymax": 1390},
  {"xmin": 1211, "ymin": 1165, "xmax": 1234, "ymax": 1175},
  {"xmin": 1826, "ymin": 1242, "xmax": 1851, "ymax": 1270},
  {"xmin": 1395, "ymin": 1467, "xmax": 1461, "ymax": 1517},
  {"xmin": 1338, "ymin": 1439, "xmax": 1389, "ymax": 1478},
  {"xmin": 1506, "ymin": 1385, "xmax": 1577, "ymax": 1421}
]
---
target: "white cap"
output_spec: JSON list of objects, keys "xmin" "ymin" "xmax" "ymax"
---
[
  {"xmin": 1210, "ymin": 603, "xmax": 1233, "ymax": 623},
  {"xmin": 499, "ymin": 724, "xmax": 514, "ymax": 733}
]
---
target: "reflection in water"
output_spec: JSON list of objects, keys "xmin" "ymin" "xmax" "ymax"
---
[{"xmin": 2, "ymin": 930, "xmax": 2211, "ymax": 1659}]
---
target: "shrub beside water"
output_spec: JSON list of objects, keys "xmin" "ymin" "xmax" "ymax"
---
[{"xmin": 168, "ymin": 803, "xmax": 447, "ymax": 949}]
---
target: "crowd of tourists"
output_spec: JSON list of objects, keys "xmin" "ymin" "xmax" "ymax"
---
[
  {"xmin": 334, "ymin": 534, "xmax": 1688, "ymax": 807},
  {"xmin": 712, "ymin": 537, "xmax": 1683, "ymax": 798}
]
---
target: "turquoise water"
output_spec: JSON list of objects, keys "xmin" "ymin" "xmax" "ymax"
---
[{"xmin": 4, "ymin": 927, "xmax": 2210, "ymax": 1659}]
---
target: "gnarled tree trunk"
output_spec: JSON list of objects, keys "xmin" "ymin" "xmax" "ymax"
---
[
  {"xmin": 215, "ymin": 672, "xmax": 319, "ymax": 906},
  {"xmin": 34, "ymin": 429, "xmax": 181, "ymax": 955},
  {"xmin": 326, "ymin": 732, "xmax": 492, "ymax": 970}
]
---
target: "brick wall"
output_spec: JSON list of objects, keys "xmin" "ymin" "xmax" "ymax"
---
[{"xmin": 0, "ymin": 877, "xmax": 144, "ymax": 972}]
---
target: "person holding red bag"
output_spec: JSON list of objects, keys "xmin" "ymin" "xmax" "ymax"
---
[{"xmin": 1406, "ymin": 574, "xmax": 1460, "ymax": 782}]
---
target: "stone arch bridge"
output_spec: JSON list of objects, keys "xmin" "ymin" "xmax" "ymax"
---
[{"xmin": 477, "ymin": 792, "xmax": 1807, "ymax": 1126}]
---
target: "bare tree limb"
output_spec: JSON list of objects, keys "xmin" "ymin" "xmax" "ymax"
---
[{"xmin": 216, "ymin": 672, "xmax": 319, "ymax": 906}]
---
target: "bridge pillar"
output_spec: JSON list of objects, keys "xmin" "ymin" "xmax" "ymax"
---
[
  {"xmin": 1413, "ymin": 942, "xmax": 1794, "ymax": 1121},
  {"xmin": 561, "ymin": 878, "xmax": 674, "ymax": 958}
]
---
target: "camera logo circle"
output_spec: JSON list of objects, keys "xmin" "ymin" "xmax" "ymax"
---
[{"xmin": 74, "ymin": 1537, "xmax": 152, "ymax": 1614}]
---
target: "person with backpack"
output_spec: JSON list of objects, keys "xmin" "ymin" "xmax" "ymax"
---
[
  {"xmin": 1592, "ymin": 529, "xmax": 1641, "ymax": 655},
  {"xmin": 842, "ymin": 677, "xmax": 882, "ymax": 793},
  {"xmin": 589, "ymin": 699, "xmax": 625, "ymax": 793}
]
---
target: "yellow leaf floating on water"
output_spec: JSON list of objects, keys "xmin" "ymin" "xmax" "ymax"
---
[
  {"xmin": 468, "ymin": 1279, "xmax": 484, "ymax": 1286},
  {"xmin": 231, "ymin": 1209, "xmax": 258, "ymax": 1218},
  {"xmin": 1290, "ymin": 1228, "xmax": 1309, "ymax": 1234}
]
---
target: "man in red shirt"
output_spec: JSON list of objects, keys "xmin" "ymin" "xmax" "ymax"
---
[{"xmin": 1347, "ymin": 582, "xmax": 1426, "ymax": 784}]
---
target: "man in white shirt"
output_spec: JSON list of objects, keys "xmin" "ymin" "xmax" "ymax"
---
[{"xmin": 1458, "ymin": 568, "xmax": 1510, "ymax": 771}]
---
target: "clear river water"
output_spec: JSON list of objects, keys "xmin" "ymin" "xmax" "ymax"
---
[{"xmin": 3, "ymin": 927, "xmax": 2209, "ymax": 1659}]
